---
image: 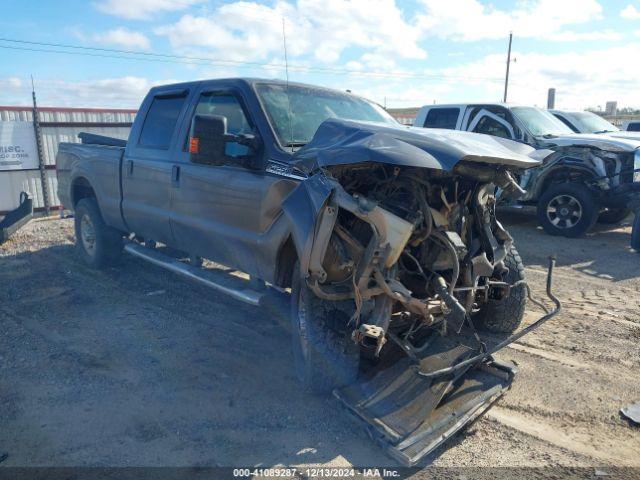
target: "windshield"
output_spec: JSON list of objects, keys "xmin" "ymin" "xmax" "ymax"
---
[
  {"xmin": 511, "ymin": 106, "xmax": 573, "ymax": 137},
  {"xmin": 565, "ymin": 112, "xmax": 619, "ymax": 133},
  {"xmin": 256, "ymin": 83, "xmax": 397, "ymax": 146}
]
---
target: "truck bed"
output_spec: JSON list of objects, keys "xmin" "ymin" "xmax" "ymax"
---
[{"xmin": 56, "ymin": 142, "xmax": 125, "ymax": 230}]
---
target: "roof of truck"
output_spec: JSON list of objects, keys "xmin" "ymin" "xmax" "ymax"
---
[
  {"xmin": 148, "ymin": 77, "xmax": 357, "ymax": 94},
  {"xmin": 418, "ymin": 102, "xmax": 523, "ymax": 109}
]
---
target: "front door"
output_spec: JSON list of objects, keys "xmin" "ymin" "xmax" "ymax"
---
[{"xmin": 170, "ymin": 90, "xmax": 297, "ymax": 275}]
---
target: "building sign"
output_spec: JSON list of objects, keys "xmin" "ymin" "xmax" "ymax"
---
[{"xmin": 0, "ymin": 122, "xmax": 38, "ymax": 171}]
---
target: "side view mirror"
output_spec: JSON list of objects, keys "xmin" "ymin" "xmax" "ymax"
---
[
  {"xmin": 189, "ymin": 114, "xmax": 228, "ymax": 164},
  {"xmin": 189, "ymin": 114, "xmax": 262, "ymax": 168}
]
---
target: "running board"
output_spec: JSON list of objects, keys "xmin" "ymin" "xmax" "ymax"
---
[{"xmin": 123, "ymin": 242, "xmax": 264, "ymax": 306}]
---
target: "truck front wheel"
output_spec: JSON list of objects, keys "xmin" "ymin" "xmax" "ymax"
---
[
  {"xmin": 475, "ymin": 245, "xmax": 526, "ymax": 333},
  {"xmin": 537, "ymin": 183, "xmax": 598, "ymax": 237},
  {"xmin": 74, "ymin": 198, "xmax": 123, "ymax": 268},
  {"xmin": 290, "ymin": 262, "xmax": 359, "ymax": 394}
]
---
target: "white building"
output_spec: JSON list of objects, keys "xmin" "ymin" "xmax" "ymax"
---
[{"xmin": 0, "ymin": 106, "xmax": 135, "ymax": 214}]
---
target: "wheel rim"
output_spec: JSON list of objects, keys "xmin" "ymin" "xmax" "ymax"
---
[
  {"xmin": 546, "ymin": 194, "xmax": 582, "ymax": 229},
  {"xmin": 80, "ymin": 214, "xmax": 97, "ymax": 256}
]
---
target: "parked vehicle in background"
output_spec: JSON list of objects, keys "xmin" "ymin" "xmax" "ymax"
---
[
  {"xmin": 551, "ymin": 110, "xmax": 640, "ymax": 141},
  {"xmin": 623, "ymin": 120, "xmax": 640, "ymax": 132},
  {"xmin": 56, "ymin": 78, "xmax": 560, "ymax": 465},
  {"xmin": 415, "ymin": 103, "xmax": 640, "ymax": 236}
]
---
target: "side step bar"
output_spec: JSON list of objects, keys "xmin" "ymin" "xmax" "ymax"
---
[{"xmin": 124, "ymin": 242, "xmax": 264, "ymax": 306}]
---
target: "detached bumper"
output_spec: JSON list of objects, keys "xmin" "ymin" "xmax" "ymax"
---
[{"xmin": 335, "ymin": 355, "xmax": 516, "ymax": 466}]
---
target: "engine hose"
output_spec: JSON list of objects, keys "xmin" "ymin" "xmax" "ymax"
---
[
  {"xmin": 414, "ymin": 183, "xmax": 433, "ymax": 240},
  {"xmin": 431, "ymin": 231, "xmax": 460, "ymax": 295},
  {"xmin": 418, "ymin": 256, "xmax": 561, "ymax": 379}
]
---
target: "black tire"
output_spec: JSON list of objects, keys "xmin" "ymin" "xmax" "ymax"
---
[
  {"xmin": 632, "ymin": 212, "xmax": 640, "ymax": 252},
  {"xmin": 290, "ymin": 262, "xmax": 359, "ymax": 394},
  {"xmin": 475, "ymin": 246, "xmax": 526, "ymax": 333},
  {"xmin": 74, "ymin": 198, "xmax": 123, "ymax": 268},
  {"xmin": 537, "ymin": 183, "xmax": 598, "ymax": 237},
  {"xmin": 597, "ymin": 208, "xmax": 631, "ymax": 224}
]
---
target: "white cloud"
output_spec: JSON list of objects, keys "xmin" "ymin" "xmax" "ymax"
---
[
  {"xmin": 0, "ymin": 76, "xmax": 167, "ymax": 108},
  {"xmin": 155, "ymin": 0, "xmax": 426, "ymax": 64},
  {"xmin": 94, "ymin": 0, "xmax": 203, "ymax": 20},
  {"xmin": 5, "ymin": 77, "xmax": 23, "ymax": 89},
  {"xmin": 416, "ymin": 0, "xmax": 604, "ymax": 41},
  {"xmin": 621, "ymin": 4, "xmax": 640, "ymax": 19},
  {"xmin": 549, "ymin": 29, "xmax": 623, "ymax": 41},
  {"xmin": 437, "ymin": 43, "xmax": 640, "ymax": 109},
  {"xmin": 92, "ymin": 28, "xmax": 152, "ymax": 50}
]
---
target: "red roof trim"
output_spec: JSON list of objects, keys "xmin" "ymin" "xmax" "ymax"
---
[{"xmin": 0, "ymin": 106, "xmax": 137, "ymax": 113}]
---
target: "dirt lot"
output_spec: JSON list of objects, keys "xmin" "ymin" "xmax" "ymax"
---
[{"xmin": 1, "ymin": 210, "xmax": 639, "ymax": 471}]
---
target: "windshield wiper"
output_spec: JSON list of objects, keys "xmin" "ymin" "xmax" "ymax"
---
[
  {"xmin": 283, "ymin": 141, "xmax": 307, "ymax": 148},
  {"xmin": 593, "ymin": 129, "xmax": 614, "ymax": 134},
  {"xmin": 541, "ymin": 134, "xmax": 558, "ymax": 139}
]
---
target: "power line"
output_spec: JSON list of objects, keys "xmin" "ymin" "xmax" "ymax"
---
[{"xmin": 0, "ymin": 37, "xmax": 510, "ymax": 83}]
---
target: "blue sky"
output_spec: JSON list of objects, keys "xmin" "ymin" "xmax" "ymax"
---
[{"xmin": 2, "ymin": 0, "xmax": 640, "ymax": 110}]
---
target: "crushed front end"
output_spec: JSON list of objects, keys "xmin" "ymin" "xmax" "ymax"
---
[{"xmin": 283, "ymin": 120, "xmax": 561, "ymax": 465}]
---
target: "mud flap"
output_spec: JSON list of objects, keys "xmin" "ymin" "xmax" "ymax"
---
[{"xmin": 334, "ymin": 346, "xmax": 516, "ymax": 466}]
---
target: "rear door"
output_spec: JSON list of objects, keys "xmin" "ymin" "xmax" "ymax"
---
[
  {"xmin": 121, "ymin": 89, "xmax": 190, "ymax": 245},
  {"xmin": 467, "ymin": 108, "xmax": 515, "ymax": 139},
  {"xmin": 169, "ymin": 86, "xmax": 298, "ymax": 276}
]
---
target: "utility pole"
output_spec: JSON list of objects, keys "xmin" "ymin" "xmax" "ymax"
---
[
  {"xmin": 31, "ymin": 76, "xmax": 50, "ymax": 215},
  {"xmin": 503, "ymin": 32, "xmax": 513, "ymax": 103}
]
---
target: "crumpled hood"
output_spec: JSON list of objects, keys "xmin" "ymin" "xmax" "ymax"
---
[
  {"xmin": 539, "ymin": 133, "xmax": 640, "ymax": 152},
  {"xmin": 292, "ymin": 118, "xmax": 542, "ymax": 174},
  {"xmin": 605, "ymin": 131, "xmax": 640, "ymax": 142}
]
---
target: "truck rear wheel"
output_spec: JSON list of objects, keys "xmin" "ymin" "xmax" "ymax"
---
[
  {"xmin": 537, "ymin": 183, "xmax": 598, "ymax": 237},
  {"xmin": 74, "ymin": 198, "xmax": 123, "ymax": 268},
  {"xmin": 290, "ymin": 262, "xmax": 359, "ymax": 394},
  {"xmin": 475, "ymin": 246, "xmax": 526, "ymax": 333}
]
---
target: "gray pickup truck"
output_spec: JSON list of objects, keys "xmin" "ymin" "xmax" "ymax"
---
[
  {"xmin": 57, "ymin": 78, "xmax": 559, "ymax": 465},
  {"xmin": 416, "ymin": 103, "xmax": 640, "ymax": 236}
]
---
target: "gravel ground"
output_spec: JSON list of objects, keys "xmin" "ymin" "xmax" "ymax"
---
[{"xmin": 0, "ymin": 211, "xmax": 639, "ymax": 473}]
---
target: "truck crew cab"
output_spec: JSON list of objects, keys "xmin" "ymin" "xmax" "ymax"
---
[
  {"xmin": 415, "ymin": 103, "xmax": 640, "ymax": 236},
  {"xmin": 57, "ymin": 79, "xmax": 560, "ymax": 465}
]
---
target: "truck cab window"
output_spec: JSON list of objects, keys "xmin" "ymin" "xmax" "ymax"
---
[
  {"xmin": 189, "ymin": 93, "xmax": 252, "ymax": 158},
  {"xmin": 195, "ymin": 94, "xmax": 250, "ymax": 135},
  {"xmin": 473, "ymin": 116, "xmax": 512, "ymax": 139},
  {"xmin": 423, "ymin": 108, "xmax": 459, "ymax": 129},
  {"xmin": 139, "ymin": 94, "xmax": 187, "ymax": 149}
]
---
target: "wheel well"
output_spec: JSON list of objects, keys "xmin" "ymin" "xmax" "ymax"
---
[
  {"xmin": 71, "ymin": 177, "xmax": 96, "ymax": 206},
  {"xmin": 275, "ymin": 236, "xmax": 297, "ymax": 289},
  {"xmin": 538, "ymin": 167, "xmax": 594, "ymax": 197}
]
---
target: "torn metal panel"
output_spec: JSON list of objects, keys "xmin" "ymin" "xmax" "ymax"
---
[{"xmin": 281, "ymin": 173, "xmax": 333, "ymax": 275}]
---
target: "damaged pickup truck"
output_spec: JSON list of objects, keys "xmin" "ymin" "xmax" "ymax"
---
[
  {"xmin": 416, "ymin": 103, "xmax": 640, "ymax": 236},
  {"xmin": 57, "ymin": 79, "xmax": 559, "ymax": 465}
]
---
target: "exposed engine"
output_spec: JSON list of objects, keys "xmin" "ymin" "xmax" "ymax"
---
[{"xmin": 305, "ymin": 162, "xmax": 526, "ymax": 359}]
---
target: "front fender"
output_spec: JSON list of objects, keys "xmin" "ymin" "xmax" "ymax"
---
[{"xmin": 281, "ymin": 174, "xmax": 333, "ymax": 276}]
